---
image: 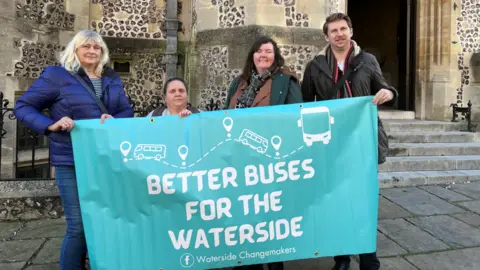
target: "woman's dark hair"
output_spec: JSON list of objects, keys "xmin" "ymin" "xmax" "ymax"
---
[
  {"xmin": 240, "ymin": 36, "xmax": 285, "ymax": 82},
  {"xmin": 163, "ymin": 77, "xmax": 188, "ymax": 95}
]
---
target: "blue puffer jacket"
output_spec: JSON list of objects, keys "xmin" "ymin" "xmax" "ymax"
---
[{"xmin": 14, "ymin": 66, "xmax": 134, "ymax": 166}]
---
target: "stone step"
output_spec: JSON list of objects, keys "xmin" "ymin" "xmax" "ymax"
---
[
  {"xmin": 379, "ymin": 170, "xmax": 480, "ymax": 188},
  {"xmin": 389, "ymin": 142, "xmax": 480, "ymax": 157},
  {"xmin": 379, "ymin": 155, "xmax": 480, "ymax": 172},
  {"xmin": 383, "ymin": 120, "xmax": 468, "ymax": 133},
  {"xmin": 387, "ymin": 131, "xmax": 478, "ymax": 143},
  {"xmin": 4, "ymin": 171, "xmax": 480, "ymax": 198},
  {"xmin": 379, "ymin": 110, "xmax": 415, "ymax": 120}
]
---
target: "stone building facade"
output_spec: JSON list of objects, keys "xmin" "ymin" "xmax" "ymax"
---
[{"xmin": 0, "ymin": 0, "xmax": 479, "ymax": 181}]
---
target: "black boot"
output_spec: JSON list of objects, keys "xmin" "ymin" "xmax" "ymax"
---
[
  {"xmin": 333, "ymin": 255, "xmax": 351, "ymax": 270},
  {"xmin": 332, "ymin": 261, "xmax": 350, "ymax": 270},
  {"xmin": 268, "ymin": 261, "xmax": 284, "ymax": 270},
  {"xmin": 232, "ymin": 264, "xmax": 264, "ymax": 270},
  {"xmin": 359, "ymin": 252, "xmax": 380, "ymax": 270}
]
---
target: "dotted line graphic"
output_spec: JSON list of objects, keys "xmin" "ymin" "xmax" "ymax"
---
[
  {"xmin": 161, "ymin": 138, "xmax": 232, "ymax": 169},
  {"xmin": 264, "ymin": 145, "xmax": 304, "ymax": 160},
  {"xmin": 159, "ymin": 139, "xmax": 305, "ymax": 170}
]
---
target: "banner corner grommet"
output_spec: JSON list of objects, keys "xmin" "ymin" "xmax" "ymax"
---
[{"xmin": 150, "ymin": 118, "xmax": 155, "ymax": 123}]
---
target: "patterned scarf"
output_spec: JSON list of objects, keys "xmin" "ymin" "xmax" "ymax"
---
[
  {"xmin": 326, "ymin": 42, "xmax": 356, "ymax": 98},
  {"xmin": 236, "ymin": 69, "xmax": 273, "ymax": 108}
]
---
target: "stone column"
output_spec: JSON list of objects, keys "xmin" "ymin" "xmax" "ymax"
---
[
  {"xmin": 452, "ymin": 1, "xmax": 480, "ymax": 122},
  {"xmin": 430, "ymin": 73, "xmax": 450, "ymax": 120},
  {"xmin": 415, "ymin": 0, "xmax": 454, "ymax": 121},
  {"xmin": 189, "ymin": 0, "xmax": 346, "ymax": 109}
]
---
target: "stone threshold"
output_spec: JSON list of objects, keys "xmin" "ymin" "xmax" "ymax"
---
[
  {"xmin": 379, "ymin": 170, "xmax": 480, "ymax": 188},
  {"xmin": 1, "ymin": 170, "xmax": 479, "ymax": 198}
]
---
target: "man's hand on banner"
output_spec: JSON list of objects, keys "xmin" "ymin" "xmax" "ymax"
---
[
  {"xmin": 100, "ymin": 114, "xmax": 114, "ymax": 124},
  {"xmin": 48, "ymin": 116, "xmax": 75, "ymax": 132},
  {"xmin": 373, "ymin": 89, "xmax": 394, "ymax": 105}
]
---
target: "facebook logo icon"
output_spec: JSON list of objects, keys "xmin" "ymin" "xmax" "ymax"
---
[{"xmin": 180, "ymin": 253, "xmax": 195, "ymax": 268}]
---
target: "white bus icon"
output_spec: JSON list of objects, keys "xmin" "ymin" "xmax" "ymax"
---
[
  {"xmin": 133, "ymin": 144, "xmax": 167, "ymax": 161},
  {"xmin": 297, "ymin": 106, "xmax": 335, "ymax": 146},
  {"xmin": 237, "ymin": 129, "xmax": 269, "ymax": 154}
]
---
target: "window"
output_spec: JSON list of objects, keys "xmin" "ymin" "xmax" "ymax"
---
[
  {"xmin": 113, "ymin": 60, "xmax": 131, "ymax": 74},
  {"xmin": 16, "ymin": 164, "xmax": 51, "ymax": 179},
  {"xmin": 14, "ymin": 92, "xmax": 49, "ymax": 151},
  {"xmin": 16, "ymin": 121, "xmax": 48, "ymax": 151}
]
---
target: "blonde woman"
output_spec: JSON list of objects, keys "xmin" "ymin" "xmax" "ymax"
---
[{"xmin": 14, "ymin": 30, "xmax": 133, "ymax": 269}]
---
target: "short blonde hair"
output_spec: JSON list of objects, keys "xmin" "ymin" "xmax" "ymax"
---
[{"xmin": 59, "ymin": 30, "xmax": 110, "ymax": 76}]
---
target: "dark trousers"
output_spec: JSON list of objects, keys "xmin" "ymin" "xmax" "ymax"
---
[
  {"xmin": 334, "ymin": 252, "xmax": 380, "ymax": 270},
  {"xmin": 233, "ymin": 261, "xmax": 283, "ymax": 270}
]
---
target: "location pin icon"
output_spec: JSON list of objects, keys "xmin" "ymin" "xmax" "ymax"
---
[
  {"xmin": 178, "ymin": 145, "xmax": 189, "ymax": 166},
  {"xmin": 223, "ymin": 117, "xmax": 233, "ymax": 137},
  {"xmin": 271, "ymin": 136, "xmax": 282, "ymax": 156},
  {"xmin": 120, "ymin": 141, "xmax": 132, "ymax": 162}
]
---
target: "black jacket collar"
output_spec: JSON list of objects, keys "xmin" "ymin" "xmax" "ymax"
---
[{"xmin": 314, "ymin": 51, "xmax": 366, "ymax": 79}]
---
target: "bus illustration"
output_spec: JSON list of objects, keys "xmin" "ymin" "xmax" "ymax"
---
[
  {"xmin": 236, "ymin": 129, "xmax": 269, "ymax": 154},
  {"xmin": 133, "ymin": 144, "xmax": 167, "ymax": 161},
  {"xmin": 297, "ymin": 106, "xmax": 335, "ymax": 146}
]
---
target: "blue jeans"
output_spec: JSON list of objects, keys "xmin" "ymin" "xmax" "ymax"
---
[{"xmin": 56, "ymin": 166, "xmax": 87, "ymax": 270}]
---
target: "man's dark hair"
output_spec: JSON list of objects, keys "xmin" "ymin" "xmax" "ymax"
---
[
  {"xmin": 163, "ymin": 77, "xmax": 188, "ymax": 95},
  {"xmin": 240, "ymin": 35, "xmax": 285, "ymax": 82},
  {"xmin": 323, "ymin": 13, "xmax": 353, "ymax": 35}
]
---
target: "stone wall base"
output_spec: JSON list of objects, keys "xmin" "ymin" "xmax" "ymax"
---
[
  {"xmin": 0, "ymin": 180, "xmax": 58, "ymax": 199},
  {"xmin": 0, "ymin": 196, "xmax": 63, "ymax": 221}
]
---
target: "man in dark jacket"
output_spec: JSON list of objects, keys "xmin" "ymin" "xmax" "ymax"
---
[{"xmin": 301, "ymin": 13, "xmax": 398, "ymax": 270}]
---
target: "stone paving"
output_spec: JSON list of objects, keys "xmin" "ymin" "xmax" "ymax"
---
[{"xmin": 2, "ymin": 182, "xmax": 480, "ymax": 269}]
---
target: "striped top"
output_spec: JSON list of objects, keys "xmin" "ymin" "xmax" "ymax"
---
[{"xmin": 90, "ymin": 78, "xmax": 102, "ymax": 98}]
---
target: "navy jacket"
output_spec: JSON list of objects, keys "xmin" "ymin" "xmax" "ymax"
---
[{"xmin": 14, "ymin": 66, "xmax": 134, "ymax": 166}]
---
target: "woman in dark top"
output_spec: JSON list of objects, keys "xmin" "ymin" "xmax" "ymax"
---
[
  {"xmin": 225, "ymin": 36, "xmax": 302, "ymax": 270},
  {"xmin": 224, "ymin": 36, "xmax": 302, "ymax": 111}
]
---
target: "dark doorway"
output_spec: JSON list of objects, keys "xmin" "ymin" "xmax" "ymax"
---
[{"xmin": 347, "ymin": 0, "xmax": 416, "ymax": 111}]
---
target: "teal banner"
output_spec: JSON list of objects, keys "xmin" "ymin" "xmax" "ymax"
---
[{"xmin": 71, "ymin": 96, "xmax": 379, "ymax": 270}]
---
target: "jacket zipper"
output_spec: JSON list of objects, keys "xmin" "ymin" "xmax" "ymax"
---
[{"xmin": 103, "ymin": 80, "xmax": 111, "ymax": 111}]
